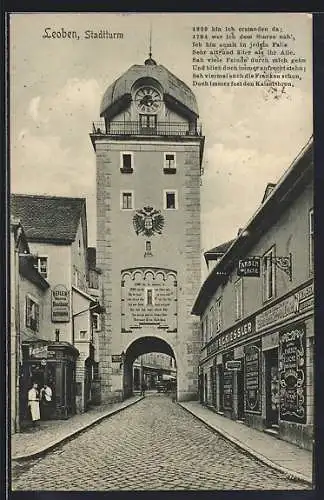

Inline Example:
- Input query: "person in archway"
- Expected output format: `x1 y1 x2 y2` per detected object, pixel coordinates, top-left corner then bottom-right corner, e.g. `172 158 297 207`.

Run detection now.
141 380 147 397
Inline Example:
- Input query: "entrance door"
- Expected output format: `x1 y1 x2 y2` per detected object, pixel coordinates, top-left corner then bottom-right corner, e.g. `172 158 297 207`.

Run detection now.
265 349 279 427
218 364 224 411
204 373 208 403
237 360 244 420
139 114 157 134
211 366 217 407
199 373 204 403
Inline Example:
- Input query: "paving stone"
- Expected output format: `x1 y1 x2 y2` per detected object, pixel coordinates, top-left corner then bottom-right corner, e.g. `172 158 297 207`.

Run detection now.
11 394 310 491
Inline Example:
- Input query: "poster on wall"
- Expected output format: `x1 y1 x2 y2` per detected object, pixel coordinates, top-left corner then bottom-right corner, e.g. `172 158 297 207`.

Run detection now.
244 341 262 414
223 351 234 410
279 322 307 424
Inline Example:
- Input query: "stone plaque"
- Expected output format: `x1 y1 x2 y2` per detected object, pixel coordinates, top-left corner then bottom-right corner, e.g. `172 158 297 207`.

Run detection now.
121 268 177 333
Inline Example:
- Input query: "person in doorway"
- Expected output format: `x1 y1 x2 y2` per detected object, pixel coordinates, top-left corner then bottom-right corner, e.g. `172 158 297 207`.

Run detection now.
40 383 53 420
28 382 40 429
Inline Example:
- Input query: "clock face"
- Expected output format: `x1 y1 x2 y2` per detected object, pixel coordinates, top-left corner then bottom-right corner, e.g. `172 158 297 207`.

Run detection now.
134 87 162 113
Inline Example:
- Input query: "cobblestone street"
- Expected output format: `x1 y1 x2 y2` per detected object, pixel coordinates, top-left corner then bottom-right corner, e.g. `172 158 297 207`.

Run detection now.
12 394 310 491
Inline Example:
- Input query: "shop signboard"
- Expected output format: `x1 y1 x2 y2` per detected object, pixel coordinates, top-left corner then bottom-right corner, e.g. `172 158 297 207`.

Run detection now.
112 355 122 363
225 360 241 370
223 352 234 410
52 285 70 322
256 282 313 333
30 344 48 359
237 257 260 277
244 341 262 414
206 317 255 356
279 322 306 424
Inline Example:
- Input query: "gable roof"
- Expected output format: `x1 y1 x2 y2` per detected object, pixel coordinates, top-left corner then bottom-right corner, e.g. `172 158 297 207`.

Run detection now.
11 194 87 244
204 239 235 262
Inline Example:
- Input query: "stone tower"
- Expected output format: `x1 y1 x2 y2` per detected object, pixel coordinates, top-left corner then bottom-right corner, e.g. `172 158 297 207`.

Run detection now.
90 55 205 402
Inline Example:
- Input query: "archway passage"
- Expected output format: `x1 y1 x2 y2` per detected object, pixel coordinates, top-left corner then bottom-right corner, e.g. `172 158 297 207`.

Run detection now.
123 336 176 399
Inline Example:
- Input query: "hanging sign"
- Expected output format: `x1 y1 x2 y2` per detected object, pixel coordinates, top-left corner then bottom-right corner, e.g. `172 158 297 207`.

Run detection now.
237 257 261 277
52 285 70 322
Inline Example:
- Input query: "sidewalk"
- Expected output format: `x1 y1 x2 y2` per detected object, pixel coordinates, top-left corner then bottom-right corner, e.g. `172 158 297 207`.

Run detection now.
178 401 313 487
11 395 143 461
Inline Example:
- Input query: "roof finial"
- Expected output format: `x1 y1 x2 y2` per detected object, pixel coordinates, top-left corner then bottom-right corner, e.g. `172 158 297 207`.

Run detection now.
149 23 152 59
144 21 157 65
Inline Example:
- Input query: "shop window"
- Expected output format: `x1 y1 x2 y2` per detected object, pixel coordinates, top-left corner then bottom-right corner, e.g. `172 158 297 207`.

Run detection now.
234 278 243 320
262 246 276 302
215 297 222 332
35 256 48 279
25 296 40 332
164 190 178 210
120 191 134 210
145 287 154 306
164 153 176 173
309 208 314 274
120 152 134 173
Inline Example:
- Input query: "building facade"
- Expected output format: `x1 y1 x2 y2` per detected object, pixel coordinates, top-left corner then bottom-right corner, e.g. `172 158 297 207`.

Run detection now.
91 55 205 402
192 139 314 450
11 195 102 427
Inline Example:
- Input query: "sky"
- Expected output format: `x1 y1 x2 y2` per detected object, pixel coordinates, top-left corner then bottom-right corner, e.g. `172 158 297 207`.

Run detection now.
10 12 313 263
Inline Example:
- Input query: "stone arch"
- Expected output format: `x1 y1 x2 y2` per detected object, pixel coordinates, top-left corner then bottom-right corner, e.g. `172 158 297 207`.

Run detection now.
122 336 176 398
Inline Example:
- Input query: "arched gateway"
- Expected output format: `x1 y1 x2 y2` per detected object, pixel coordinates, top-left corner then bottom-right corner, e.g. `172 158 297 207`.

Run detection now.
122 336 175 398
90 54 205 402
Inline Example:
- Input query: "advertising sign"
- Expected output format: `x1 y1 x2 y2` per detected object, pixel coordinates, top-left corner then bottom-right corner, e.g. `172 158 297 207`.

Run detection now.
237 257 261 277
223 352 234 410
52 285 70 322
244 342 262 414
279 322 306 423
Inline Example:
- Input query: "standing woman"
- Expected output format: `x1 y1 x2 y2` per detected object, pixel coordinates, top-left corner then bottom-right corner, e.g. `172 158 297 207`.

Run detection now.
28 382 40 429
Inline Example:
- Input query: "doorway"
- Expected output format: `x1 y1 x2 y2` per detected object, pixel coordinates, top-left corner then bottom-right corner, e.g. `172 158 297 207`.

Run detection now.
204 373 208 403
265 348 279 428
237 359 244 420
218 364 224 411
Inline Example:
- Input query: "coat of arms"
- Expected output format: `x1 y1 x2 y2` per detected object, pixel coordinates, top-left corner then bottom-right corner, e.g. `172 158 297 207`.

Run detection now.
133 206 165 237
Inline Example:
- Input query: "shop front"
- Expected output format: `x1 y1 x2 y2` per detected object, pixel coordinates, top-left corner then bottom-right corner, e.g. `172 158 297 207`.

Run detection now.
199 280 314 449
20 340 79 422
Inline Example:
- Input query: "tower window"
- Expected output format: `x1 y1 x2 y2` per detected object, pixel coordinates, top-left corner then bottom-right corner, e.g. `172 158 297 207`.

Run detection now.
145 287 154 306
164 153 176 173
120 191 134 210
164 190 178 210
120 152 134 173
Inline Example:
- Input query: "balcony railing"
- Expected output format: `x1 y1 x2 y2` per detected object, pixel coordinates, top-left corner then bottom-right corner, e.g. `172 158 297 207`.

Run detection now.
91 121 203 137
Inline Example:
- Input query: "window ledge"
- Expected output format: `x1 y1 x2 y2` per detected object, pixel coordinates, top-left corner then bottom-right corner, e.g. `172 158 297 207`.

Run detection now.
120 168 133 174
163 167 176 174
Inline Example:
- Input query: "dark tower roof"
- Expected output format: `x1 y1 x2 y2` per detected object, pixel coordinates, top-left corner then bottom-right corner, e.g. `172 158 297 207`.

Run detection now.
100 60 199 119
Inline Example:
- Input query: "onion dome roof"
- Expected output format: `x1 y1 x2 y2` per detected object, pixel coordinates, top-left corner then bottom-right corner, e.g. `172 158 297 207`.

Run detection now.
100 60 199 118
